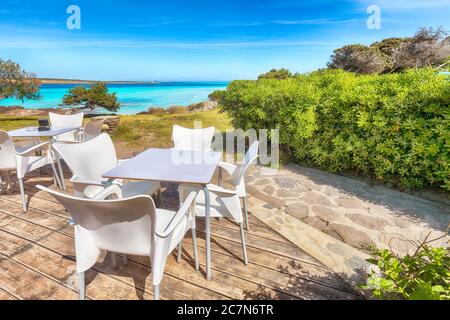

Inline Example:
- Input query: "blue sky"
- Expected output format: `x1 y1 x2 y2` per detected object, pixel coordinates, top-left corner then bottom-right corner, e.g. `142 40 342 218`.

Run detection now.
0 0 449 81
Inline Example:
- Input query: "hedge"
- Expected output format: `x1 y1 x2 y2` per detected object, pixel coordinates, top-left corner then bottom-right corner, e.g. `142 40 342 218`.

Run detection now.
217 68 450 191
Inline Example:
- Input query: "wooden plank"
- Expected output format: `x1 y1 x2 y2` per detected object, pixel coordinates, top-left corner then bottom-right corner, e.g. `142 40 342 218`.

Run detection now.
180 236 358 299
0 208 243 300
0 229 151 300
0 253 78 300
0 175 357 300
9 184 322 266
183 231 357 295
0 196 297 300
0 287 18 300
195 219 321 265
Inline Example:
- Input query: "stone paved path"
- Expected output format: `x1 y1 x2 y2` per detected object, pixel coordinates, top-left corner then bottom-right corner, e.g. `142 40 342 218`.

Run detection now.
245 164 449 258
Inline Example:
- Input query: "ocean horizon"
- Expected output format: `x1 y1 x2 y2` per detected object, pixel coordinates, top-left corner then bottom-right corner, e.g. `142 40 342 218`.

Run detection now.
0 82 229 115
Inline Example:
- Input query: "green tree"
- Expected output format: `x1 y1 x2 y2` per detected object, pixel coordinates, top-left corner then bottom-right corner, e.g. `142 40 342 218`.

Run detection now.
62 82 120 112
208 89 225 102
328 44 387 74
392 27 450 71
0 59 41 101
328 27 450 74
370 37 410 72
258 68 294 80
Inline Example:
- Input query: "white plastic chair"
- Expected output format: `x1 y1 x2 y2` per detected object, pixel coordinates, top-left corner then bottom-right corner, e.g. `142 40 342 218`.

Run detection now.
52 133 161 201
0 131 60 212
36 184 200 300
49 112 84 142
180 141 259 265
172 125 215 151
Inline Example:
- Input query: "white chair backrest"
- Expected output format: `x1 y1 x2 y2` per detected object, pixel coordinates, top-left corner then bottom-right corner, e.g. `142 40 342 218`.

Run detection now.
49 112 84 141
0 131 17 170
172 125 215 151
37 185 156 256
49 112 84 128
83 120 103 141
53 133 117 181
232 141 259 186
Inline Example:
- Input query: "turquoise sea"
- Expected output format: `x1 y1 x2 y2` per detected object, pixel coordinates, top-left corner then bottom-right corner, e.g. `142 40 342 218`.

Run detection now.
0 82 228 115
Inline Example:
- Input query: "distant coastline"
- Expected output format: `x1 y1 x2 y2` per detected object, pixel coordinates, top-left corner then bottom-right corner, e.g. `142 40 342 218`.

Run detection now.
0 81 228 115
39 78 160 85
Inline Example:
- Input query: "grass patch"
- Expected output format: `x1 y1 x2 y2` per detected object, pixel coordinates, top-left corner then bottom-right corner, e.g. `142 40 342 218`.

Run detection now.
0 116 41 131
0 110 232 152
114 109 231 149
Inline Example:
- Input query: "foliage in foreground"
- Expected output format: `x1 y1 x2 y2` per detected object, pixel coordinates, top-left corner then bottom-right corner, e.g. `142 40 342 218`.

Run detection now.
217 68 450 191
62 82 120 112
363 231 449 300
0 58 41 101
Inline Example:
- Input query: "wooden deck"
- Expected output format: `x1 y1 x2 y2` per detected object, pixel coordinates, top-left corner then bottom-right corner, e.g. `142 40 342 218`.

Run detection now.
0 169 361 300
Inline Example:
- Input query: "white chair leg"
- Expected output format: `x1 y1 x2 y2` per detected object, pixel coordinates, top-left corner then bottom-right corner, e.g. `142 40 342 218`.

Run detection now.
6 172 13 192
18 178 27 213
78 272 86 300
123 254 128 265
239 223 249 265
191 229 200 271
111 253 118 268
243 197 250 231
50 162 61 189
177 242 183 263
153 285 160 300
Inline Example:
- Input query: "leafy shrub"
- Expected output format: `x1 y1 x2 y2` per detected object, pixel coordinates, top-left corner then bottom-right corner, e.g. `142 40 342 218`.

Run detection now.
258 68 295 79
187 102 205 112
363 231 449 300
218 68 450 191
167 105 188 114
142 106 188 115
144 107 167 115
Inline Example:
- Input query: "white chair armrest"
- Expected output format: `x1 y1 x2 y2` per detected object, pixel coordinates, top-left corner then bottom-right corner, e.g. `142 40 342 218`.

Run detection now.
156 190 198 238
91 184 123 200
70 177 113 187
15 142 49 156
218 161 237 176
207 183 238 196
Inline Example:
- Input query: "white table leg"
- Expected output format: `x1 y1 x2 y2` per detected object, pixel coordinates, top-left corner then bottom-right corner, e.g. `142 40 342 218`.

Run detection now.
203 185 212 280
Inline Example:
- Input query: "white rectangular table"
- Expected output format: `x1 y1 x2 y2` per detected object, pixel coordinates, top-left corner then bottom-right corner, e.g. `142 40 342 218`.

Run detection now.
103 148 222 280
8 126 81 190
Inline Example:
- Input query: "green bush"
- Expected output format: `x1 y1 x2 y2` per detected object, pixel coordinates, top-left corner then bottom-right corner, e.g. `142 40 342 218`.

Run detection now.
218 68 450 191
144 107 167 115
363 233 449 300
167 105 188 114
